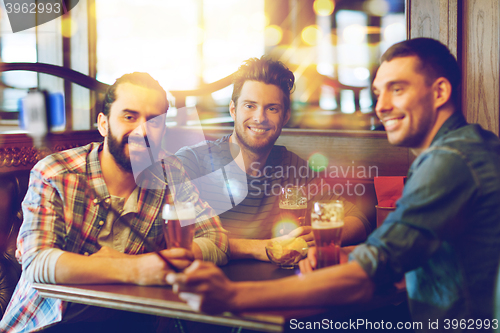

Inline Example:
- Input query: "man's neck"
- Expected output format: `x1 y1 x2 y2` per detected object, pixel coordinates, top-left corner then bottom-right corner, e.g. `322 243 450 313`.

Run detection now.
229 134 273 176
98 148 136 199
410 106 455 156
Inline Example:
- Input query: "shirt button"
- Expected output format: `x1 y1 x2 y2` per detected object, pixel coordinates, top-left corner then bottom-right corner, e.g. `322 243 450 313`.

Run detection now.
84 252 89 256
93 198 98 204
99 220 104 226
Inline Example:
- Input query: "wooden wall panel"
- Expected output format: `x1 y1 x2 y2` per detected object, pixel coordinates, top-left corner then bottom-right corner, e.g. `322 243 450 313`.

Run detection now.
410 0 459 58
462 0 500 135
203 128 411 179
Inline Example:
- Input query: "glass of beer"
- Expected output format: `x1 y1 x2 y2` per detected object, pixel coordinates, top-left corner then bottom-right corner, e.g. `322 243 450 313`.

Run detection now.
279 186 308 226
311 200 344 268
162 202 196 249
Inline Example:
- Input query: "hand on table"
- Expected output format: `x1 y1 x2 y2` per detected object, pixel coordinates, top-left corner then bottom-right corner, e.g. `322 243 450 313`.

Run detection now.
299 246 355 274
299 246 317 273
166 260 236 314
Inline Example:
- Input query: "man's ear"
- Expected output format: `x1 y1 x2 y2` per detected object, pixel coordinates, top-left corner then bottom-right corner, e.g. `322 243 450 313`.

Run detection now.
433 77 452 109
97 113 108 137
229 100 237 121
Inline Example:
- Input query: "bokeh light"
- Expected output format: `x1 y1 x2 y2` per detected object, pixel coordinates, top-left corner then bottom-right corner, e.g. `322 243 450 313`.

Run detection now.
384 22 406 42
353 67 370 81
301 25 321 46
313 0 335 17
61 17 78 38
264 25 283 46
364 0 390 16
308 153 329 172
273 219 300 238
342 24 365 44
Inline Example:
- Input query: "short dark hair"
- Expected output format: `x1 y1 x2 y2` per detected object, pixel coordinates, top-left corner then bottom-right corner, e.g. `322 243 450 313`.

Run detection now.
381 38 461 108
231 56 295 112
101 72 168 117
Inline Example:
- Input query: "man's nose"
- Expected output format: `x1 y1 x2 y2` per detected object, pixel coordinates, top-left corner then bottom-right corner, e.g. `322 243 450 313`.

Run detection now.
253 107 267 123
131 119 148 136
374 92 392 116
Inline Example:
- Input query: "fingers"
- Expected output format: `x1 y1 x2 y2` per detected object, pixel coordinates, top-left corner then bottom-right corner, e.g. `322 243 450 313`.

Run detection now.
299 257 314 273
299 247 317 274
288 226 312 238
160 248 194 261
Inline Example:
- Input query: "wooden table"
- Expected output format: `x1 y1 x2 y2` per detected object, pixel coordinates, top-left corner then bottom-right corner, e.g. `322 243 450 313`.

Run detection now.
33 260 406 333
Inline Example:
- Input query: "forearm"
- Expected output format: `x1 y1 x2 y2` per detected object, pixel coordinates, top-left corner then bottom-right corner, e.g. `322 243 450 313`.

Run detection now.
193 238 228 265
341 216 367 246
228 238 269 261
231 261 374 311
54 252 138 284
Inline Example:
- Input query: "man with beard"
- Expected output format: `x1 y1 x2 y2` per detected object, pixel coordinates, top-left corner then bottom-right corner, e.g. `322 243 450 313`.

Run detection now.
176 57 369 261
0 73 228 333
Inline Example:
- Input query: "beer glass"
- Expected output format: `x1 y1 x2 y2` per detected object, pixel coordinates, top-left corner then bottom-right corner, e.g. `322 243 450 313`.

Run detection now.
279 186 308 226
162 202 196 249
311 200 344 268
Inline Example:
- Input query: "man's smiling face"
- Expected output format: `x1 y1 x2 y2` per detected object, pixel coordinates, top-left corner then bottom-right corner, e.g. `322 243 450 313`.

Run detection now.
230 80 290 154
103 82 167 172
372 56 437 149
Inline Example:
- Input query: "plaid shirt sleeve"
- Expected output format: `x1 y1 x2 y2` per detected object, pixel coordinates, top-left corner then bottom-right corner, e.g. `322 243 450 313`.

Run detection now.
162 156 229 259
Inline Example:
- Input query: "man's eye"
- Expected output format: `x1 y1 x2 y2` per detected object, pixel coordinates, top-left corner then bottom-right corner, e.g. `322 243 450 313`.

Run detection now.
245 104 254 109
148 119 162 128
125 115 135 121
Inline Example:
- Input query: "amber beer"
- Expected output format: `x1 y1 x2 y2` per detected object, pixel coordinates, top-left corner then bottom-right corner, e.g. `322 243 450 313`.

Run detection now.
312 221 344 268
311 200 344 268
279 203 308 226
280 186 308 226
162 203 196 249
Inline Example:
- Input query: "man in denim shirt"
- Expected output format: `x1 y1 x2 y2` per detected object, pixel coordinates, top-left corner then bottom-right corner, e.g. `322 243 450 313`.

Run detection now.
167 38 500 331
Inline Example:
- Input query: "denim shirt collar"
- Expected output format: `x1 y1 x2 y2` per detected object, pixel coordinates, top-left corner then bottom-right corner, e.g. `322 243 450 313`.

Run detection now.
430 112 468 147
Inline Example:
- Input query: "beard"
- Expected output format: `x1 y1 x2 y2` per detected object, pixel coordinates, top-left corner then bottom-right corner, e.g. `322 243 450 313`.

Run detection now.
233 114 282 154
107 126 133 173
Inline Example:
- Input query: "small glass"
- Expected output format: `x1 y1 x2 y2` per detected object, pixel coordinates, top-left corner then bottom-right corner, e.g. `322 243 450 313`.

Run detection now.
162 202 196 249
279 185 308 226
311 200 344 268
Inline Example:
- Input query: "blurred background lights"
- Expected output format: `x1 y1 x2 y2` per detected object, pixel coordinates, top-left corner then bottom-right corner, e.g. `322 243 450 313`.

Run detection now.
301 25 321 46
61 17 78 38
308 153 329 172
313 0 335 17
250 12 269 31
342 24 365 44
384 22 405 42
317 62 334 76
353 67 370 81
273 219 299 238
264 25 283 46
364 0 390 16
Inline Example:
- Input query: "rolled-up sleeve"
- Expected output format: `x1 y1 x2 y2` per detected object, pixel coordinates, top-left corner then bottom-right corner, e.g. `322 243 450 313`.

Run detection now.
349 148 477 285
18 163 67 272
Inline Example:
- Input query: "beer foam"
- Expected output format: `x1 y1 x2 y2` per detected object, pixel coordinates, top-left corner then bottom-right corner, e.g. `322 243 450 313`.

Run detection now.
312 221 344 229
279 203 307 209
163 205 196 220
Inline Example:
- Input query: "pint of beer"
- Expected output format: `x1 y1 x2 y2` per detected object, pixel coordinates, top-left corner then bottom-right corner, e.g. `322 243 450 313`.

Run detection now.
311 201 344 268
162 202 196 249
279 186 308 226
